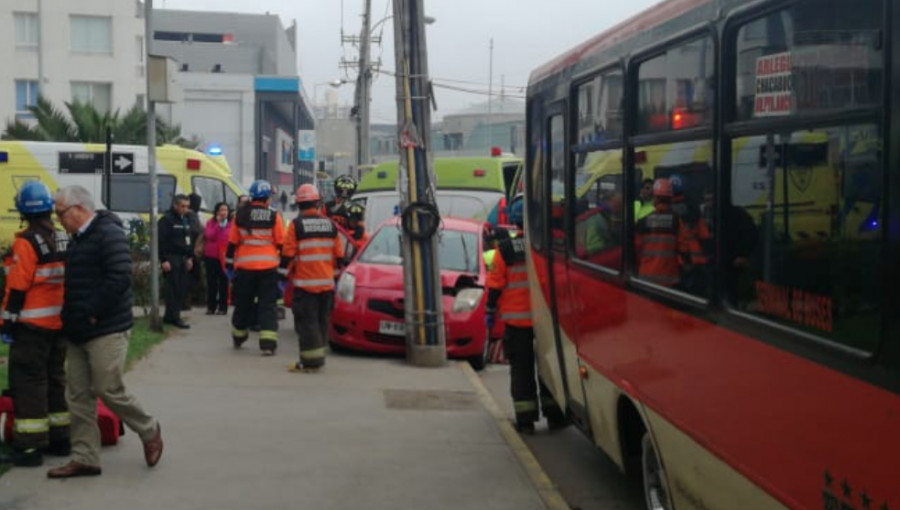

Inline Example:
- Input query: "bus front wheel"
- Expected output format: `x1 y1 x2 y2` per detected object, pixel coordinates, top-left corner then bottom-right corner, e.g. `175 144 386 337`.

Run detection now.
641 431 673 510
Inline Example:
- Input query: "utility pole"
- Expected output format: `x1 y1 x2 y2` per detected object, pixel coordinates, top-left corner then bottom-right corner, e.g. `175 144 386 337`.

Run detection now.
356 0 373 173
36 0 43 97
487 37 494 151
145 0 162 331
393 0 445 367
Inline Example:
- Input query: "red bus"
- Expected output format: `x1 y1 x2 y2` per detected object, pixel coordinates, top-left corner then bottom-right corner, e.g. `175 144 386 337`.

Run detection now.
524 0 898 509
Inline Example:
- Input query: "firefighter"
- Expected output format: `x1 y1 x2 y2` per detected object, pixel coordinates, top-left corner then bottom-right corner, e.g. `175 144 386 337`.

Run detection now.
225 180 285 355
485 195 567 434
345 200 369 255
635 178 702 288
281 184 344 373
669 174 711 293
0 181 70 467
322 175 358 231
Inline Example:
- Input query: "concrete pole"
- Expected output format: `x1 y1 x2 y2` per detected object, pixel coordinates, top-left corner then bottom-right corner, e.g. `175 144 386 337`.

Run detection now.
357 0 373 171
393 0 446 366
145 0 162 331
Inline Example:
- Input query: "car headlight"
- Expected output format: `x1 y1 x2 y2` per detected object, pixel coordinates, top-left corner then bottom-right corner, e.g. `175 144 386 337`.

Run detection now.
452 288 484 313
336 272 356 303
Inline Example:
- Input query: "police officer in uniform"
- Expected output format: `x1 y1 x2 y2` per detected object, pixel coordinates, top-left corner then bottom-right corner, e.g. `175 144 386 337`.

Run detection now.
0 181 70 467
225 180 285 355
282 184 344 372
485 196 567 434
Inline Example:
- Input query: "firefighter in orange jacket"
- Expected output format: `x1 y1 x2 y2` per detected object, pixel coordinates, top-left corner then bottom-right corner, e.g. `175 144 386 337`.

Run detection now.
0 181 70 467
281 184 344 372
669 174 711 293
225 180 285 355
321 175 358 231
485 195 567 434
635 178 704 288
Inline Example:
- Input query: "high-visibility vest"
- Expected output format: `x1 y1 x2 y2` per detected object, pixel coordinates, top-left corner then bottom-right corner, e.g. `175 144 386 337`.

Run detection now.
324 200 351 231
634 200 655 222
283 211 344 293
226 203 284 271
635 208 682 287
487 233 532 327
672 198 710 265
1 230 68 331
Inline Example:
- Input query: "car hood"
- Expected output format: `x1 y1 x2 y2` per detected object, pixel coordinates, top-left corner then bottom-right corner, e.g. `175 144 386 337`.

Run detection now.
350 262 483 289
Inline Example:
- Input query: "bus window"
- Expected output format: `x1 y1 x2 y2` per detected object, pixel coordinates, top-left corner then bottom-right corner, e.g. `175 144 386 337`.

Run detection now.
728 124 882 352
734 0 883 121
573 149 623 271
637 37 714 134
548 115 566 252
632 140 713 296
526 102 545 250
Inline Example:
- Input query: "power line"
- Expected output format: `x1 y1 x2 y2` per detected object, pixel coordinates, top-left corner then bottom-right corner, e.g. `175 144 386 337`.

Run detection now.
374 68 525 98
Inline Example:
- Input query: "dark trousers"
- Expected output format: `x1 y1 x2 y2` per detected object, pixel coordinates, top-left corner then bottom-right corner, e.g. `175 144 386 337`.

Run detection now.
232 268 279 351
292 289 333 368
8 325 69 449
163 258 188 322
503 324 564 425
205 257 228 312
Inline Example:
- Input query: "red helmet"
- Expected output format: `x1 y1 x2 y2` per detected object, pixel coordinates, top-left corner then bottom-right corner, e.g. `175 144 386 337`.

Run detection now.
652 178 673 198
295 184 320 202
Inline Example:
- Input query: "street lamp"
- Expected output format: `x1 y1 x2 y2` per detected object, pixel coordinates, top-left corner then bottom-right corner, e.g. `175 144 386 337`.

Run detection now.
313 79 350 120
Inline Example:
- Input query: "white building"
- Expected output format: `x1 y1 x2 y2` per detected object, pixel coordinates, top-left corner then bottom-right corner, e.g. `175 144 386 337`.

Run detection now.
0 0 146 125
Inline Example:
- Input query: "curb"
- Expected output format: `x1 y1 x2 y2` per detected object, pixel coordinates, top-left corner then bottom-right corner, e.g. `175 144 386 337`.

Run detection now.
458 362 571 510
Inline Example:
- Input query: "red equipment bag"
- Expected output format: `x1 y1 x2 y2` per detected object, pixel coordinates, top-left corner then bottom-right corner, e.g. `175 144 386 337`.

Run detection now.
0 395 124 446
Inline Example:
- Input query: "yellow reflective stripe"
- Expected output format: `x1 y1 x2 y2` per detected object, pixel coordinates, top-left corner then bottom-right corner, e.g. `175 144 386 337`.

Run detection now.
500 311 532 320
35 266 65 277
49 412 71 427
15 418 50 433
514 400 538 412
235 255 280 263
300 347 326 360
299 254 332 262
232 328 249 338
292 278 334 287
259 330 279 341
19 306 63 319
299 240 334 249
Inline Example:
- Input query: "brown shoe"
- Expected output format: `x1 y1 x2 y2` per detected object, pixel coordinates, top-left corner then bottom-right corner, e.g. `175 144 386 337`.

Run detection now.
47 461 102 478
143 423 163 467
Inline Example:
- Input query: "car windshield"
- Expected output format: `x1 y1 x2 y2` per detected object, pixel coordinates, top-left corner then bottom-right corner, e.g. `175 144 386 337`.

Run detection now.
359 191 502 231
359 225 480 273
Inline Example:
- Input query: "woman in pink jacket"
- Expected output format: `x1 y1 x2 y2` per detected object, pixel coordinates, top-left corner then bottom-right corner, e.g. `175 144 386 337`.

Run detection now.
204 202 231 314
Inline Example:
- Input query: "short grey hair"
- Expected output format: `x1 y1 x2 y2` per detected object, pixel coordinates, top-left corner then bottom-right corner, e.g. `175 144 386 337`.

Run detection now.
55 185 96 212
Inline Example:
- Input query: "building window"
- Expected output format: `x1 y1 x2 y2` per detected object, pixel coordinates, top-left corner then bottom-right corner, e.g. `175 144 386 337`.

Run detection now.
14 12 39 47
71 82 112 113
70 16 112 54
15 80 39 119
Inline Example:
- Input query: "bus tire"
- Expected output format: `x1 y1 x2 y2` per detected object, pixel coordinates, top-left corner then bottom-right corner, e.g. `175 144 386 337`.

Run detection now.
641 431 673 510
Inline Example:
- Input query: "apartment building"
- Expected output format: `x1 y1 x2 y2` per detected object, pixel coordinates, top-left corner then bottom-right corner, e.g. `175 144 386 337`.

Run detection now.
0 0 145 125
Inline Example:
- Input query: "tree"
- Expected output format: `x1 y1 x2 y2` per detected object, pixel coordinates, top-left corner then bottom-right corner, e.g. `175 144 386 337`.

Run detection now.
2 96 198 148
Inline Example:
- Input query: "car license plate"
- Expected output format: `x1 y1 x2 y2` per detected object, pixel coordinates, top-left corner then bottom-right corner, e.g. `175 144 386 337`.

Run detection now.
379 320 405 336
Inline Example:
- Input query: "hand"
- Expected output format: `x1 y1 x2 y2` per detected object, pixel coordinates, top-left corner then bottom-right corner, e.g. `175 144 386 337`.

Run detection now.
277 280 286 294
1 333 13 345
186 258 194 272
225 268 235 281
161 261 171 273
484 312 496 330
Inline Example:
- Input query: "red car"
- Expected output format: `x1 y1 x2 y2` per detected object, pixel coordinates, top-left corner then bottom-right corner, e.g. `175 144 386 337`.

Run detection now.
330 216 494 370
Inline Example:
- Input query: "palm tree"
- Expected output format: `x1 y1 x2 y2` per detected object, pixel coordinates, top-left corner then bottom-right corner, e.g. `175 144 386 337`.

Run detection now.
2 96 197 148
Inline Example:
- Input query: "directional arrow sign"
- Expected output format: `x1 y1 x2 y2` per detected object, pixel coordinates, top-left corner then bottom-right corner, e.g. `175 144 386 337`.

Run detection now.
111 153 135 174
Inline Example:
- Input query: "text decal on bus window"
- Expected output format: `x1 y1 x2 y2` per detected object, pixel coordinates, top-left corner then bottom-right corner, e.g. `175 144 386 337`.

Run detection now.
754 52 793 118
754 281 833 333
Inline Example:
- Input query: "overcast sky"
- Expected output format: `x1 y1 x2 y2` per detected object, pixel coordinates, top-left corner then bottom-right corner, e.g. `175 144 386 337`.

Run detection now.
159 0 662 122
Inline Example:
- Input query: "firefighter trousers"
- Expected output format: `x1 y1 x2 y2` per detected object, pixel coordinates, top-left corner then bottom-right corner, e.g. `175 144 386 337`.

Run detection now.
503 325 565 426
7 325 69 449
292 289 333 369
232 268 280 352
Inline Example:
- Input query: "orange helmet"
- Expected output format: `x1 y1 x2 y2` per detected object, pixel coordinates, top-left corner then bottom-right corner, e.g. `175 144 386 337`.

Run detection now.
652 178 673 198
295 184 320 202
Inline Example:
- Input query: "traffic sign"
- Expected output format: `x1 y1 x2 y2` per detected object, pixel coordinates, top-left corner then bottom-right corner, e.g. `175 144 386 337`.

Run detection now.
111 153 135 174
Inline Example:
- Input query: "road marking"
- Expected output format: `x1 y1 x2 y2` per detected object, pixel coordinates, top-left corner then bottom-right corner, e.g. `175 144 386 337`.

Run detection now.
459 361 571 510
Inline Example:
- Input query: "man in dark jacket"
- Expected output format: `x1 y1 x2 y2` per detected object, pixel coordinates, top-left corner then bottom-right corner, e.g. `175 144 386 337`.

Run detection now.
46 185 163 478
158 194 194 329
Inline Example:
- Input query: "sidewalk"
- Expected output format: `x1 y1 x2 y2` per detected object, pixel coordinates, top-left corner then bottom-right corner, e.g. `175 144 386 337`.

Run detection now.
0 310 551 510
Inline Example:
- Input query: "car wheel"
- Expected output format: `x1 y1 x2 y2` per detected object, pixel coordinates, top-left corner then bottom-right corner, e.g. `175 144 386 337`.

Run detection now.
641 431 672 510
467 333 490 372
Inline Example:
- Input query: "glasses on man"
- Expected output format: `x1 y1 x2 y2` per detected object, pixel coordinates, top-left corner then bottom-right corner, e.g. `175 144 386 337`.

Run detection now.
56 206 73 218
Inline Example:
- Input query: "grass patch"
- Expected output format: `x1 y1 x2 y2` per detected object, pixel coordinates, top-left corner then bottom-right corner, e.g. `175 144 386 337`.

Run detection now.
0 317 167 475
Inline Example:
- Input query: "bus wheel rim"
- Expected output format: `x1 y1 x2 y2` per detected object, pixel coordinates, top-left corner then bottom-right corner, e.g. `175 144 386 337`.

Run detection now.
642 433 671 510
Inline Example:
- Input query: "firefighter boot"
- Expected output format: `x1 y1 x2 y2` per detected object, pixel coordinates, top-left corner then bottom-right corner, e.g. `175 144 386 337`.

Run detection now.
232 330 249 349
0 447 44 467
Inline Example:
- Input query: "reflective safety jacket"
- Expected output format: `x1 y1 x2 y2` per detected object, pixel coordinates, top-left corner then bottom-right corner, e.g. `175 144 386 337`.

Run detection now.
486 231 532 328
225 202 285 271
1 230 68 331
323 200 351 231
281 210 345 293
672 198 710 265
635 204 696 287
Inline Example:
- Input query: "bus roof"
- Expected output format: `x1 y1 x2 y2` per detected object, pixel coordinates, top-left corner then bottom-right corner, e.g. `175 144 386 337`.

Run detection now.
358 156 522 193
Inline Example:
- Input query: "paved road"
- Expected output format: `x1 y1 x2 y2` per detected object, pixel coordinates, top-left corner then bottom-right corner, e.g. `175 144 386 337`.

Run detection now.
479 364 645 510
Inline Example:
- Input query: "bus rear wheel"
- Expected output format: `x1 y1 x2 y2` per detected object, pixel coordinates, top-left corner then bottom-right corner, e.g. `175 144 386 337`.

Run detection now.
641 431 672 510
